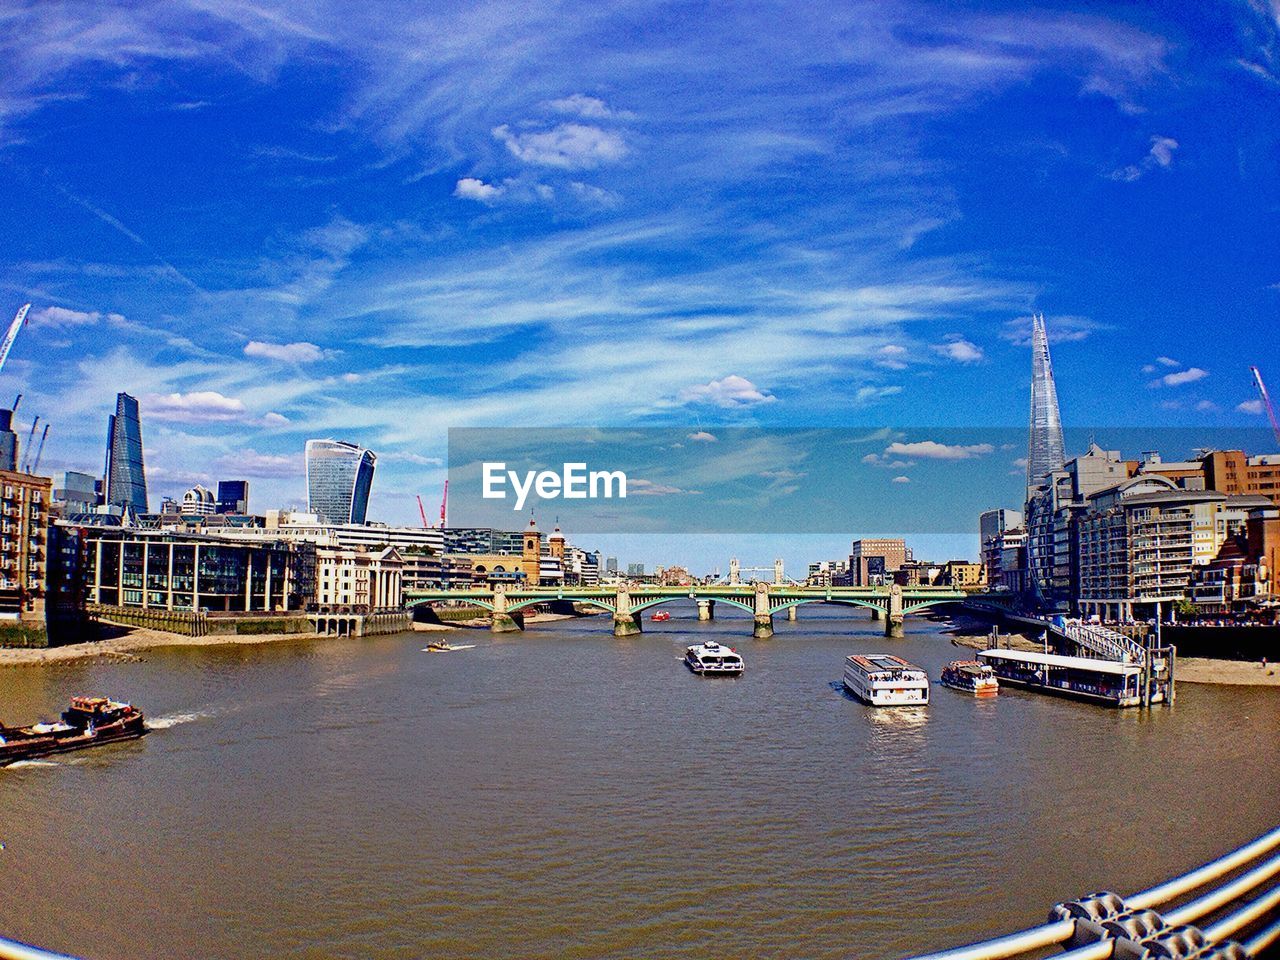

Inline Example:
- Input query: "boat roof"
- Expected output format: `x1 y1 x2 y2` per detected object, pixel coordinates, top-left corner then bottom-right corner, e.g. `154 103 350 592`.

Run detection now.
946 660 991 670
689 641 740 656
846 654 924 673
977 648 1140 676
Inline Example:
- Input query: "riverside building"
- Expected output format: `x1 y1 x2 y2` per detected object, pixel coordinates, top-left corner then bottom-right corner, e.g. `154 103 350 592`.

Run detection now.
0 469 51 622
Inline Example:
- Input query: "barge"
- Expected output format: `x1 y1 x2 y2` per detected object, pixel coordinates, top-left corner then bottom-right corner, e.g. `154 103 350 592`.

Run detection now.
842 654 929 706
0 697 146 765
940 660 999 697
976 649 1155 707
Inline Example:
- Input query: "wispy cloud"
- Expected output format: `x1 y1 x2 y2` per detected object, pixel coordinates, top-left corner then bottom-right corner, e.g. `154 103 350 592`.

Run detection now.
1110 135 1179 181
679 375 777 408
244 341 326 363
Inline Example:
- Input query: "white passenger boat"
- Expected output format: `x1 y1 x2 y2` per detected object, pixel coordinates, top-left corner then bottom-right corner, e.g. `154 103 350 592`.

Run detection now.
842 654 930 706
976 649 1151 707
684 640 744 676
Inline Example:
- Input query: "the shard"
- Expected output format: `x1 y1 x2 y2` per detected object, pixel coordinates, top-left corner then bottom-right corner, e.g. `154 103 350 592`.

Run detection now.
1027 313 1065 488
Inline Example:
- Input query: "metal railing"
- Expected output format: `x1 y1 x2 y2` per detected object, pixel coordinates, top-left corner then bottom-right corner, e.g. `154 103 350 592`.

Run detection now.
1061 621 1147 663
907 825 1280 960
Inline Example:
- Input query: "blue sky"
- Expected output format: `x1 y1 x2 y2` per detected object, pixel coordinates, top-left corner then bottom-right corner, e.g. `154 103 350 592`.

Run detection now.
1 1 1278 569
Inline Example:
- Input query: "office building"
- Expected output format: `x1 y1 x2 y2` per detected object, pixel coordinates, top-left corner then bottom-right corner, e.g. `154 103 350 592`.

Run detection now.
315 546 404 611
626 562 645 577
848 539 909 586
217 480 249 515
182 485 217 516
1027 313 1066 489
53 470 102 516
104 392 149 514
305 439 376 525
0 409 17 472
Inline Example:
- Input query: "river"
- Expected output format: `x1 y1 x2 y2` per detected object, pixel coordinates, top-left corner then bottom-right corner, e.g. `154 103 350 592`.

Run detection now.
2 604 1277 960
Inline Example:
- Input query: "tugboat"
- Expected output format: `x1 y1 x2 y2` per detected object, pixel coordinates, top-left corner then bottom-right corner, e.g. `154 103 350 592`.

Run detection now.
684 640 744 676
650 610 672 622
0 697 146 766
940 660 1000 697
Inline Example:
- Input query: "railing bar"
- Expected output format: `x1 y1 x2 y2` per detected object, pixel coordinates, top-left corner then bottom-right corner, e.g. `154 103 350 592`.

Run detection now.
1129 825 1280 909
899 920 1074 960
1242 915 1280 956
1164 850 1280 927
1202 881 1280 942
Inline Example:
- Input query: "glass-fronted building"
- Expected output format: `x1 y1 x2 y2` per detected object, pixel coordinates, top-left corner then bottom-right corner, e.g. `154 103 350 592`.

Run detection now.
305 439 376 525
216 480 249 514
104 392 149 514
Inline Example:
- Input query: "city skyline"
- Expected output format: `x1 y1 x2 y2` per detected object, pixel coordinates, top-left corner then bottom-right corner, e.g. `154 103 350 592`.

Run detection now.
0 2 1277 529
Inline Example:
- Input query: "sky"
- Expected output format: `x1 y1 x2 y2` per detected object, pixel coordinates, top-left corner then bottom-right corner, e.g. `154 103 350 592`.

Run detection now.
1 0 1278 572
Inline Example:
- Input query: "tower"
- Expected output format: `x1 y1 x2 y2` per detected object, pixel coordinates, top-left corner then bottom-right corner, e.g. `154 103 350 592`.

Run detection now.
549 523 566 561
1027 313 1066 489
305 439 376 524
104 392 149 514
521 517 543 585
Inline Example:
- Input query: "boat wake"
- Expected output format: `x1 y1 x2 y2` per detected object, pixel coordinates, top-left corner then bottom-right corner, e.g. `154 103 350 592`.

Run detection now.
4 759 58 769
146 711 208 730
423 644 477 652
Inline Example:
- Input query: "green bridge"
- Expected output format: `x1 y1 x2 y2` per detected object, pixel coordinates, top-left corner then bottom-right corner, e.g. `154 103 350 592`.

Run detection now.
403 583 968 638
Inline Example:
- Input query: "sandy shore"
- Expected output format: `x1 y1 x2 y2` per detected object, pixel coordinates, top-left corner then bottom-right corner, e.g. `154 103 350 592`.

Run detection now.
0 625 318 668
1176 657 1280 686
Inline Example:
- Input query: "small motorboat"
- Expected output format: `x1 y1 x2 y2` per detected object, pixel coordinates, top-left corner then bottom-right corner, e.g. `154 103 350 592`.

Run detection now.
426 641 457 652
941 660 999 697
650 610 671 622
0 697 146 766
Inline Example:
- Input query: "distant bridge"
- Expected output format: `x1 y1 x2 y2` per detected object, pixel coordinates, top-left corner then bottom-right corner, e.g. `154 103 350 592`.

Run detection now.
403 583 968 637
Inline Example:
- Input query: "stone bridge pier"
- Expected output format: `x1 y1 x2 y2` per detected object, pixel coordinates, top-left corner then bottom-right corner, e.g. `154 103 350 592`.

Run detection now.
753 582 774 639
613 588 642 637
885 584 904 638
697 599 715 621
490 587 524 633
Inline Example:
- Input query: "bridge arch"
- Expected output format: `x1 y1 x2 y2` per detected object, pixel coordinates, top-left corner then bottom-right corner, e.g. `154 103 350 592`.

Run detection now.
767 597 887 614
902 598 966 615
405 596 496 612
506 596 616 615
630 596 756 615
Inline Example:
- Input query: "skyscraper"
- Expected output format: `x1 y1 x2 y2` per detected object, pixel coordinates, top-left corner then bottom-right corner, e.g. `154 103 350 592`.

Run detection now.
0 408 17 472
104 392 149 514
216 479 249 514
305 439 376 524
1027 313 1066 489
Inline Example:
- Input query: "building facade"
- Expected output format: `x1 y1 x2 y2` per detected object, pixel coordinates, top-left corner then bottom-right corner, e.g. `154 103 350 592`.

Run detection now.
53 470 102 516
104 392 149 514
0 469 51 621
305 439 376 524
216 480 249 515
315 546 403 611
182 485 217 515
848 538 909 586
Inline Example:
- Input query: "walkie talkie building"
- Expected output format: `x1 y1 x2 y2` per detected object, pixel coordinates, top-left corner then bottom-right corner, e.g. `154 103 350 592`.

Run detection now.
305 439 376 525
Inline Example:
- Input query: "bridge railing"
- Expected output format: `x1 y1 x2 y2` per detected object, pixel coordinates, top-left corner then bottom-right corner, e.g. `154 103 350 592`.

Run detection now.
0 936 78 960
906 824 1280 960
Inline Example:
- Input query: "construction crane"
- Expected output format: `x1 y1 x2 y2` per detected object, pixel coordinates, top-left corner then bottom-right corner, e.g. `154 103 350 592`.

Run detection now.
19 416 38 472
0 304 31 378
1250 366 1280 448
439 480 448 529
416 495 429 529
31 424 49 474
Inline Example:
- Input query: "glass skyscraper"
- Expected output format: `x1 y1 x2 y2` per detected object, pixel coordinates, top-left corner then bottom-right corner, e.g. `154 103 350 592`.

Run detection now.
104 392 149 513
305 439 376 524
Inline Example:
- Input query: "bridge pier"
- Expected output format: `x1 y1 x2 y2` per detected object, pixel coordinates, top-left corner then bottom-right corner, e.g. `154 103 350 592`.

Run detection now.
786 605 797 622
869 606 883 621
885 585 904 638
490 588 524 632
697 599 715 621
613 588 642 637
753 583 774 639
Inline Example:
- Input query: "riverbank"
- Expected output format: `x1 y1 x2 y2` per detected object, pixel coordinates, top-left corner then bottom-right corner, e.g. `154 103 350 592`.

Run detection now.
0 611 594 667
1177 657 1280 686
0 625 316 667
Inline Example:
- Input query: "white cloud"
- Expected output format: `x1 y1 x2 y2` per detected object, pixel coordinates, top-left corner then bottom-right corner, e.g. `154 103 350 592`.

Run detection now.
215 450 301 478
687 431 718 442
260 412 291 426
854 384 903 404
1195 400 1219 412
380 451 445 466
629 478 696 496
145 391 248 422
885 440 994 460
244 340 325 363
1111 135 1179 181
892 475 912 484
569 181 621 207
493 123 627 169
454 177 504 202
1002 315 1104 345
544 94 629 119
1238 399 1266 414
1154 367 1209 387
934 335 984 363
1156 356 1180 367
27 305 117 327
679 375 776 407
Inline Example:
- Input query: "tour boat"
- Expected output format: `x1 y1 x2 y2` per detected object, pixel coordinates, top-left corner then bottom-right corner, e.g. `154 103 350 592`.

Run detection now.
0 697 146 766
940 660 1000 697
842 655 930 706
651 610 672 622
684 640 744 676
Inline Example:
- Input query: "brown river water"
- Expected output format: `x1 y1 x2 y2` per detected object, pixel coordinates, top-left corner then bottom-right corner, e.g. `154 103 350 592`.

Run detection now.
1 604 1278 960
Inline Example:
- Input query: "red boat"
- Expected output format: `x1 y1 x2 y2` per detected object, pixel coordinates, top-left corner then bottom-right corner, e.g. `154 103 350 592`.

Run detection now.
650 610 672 621
0 697 146 766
